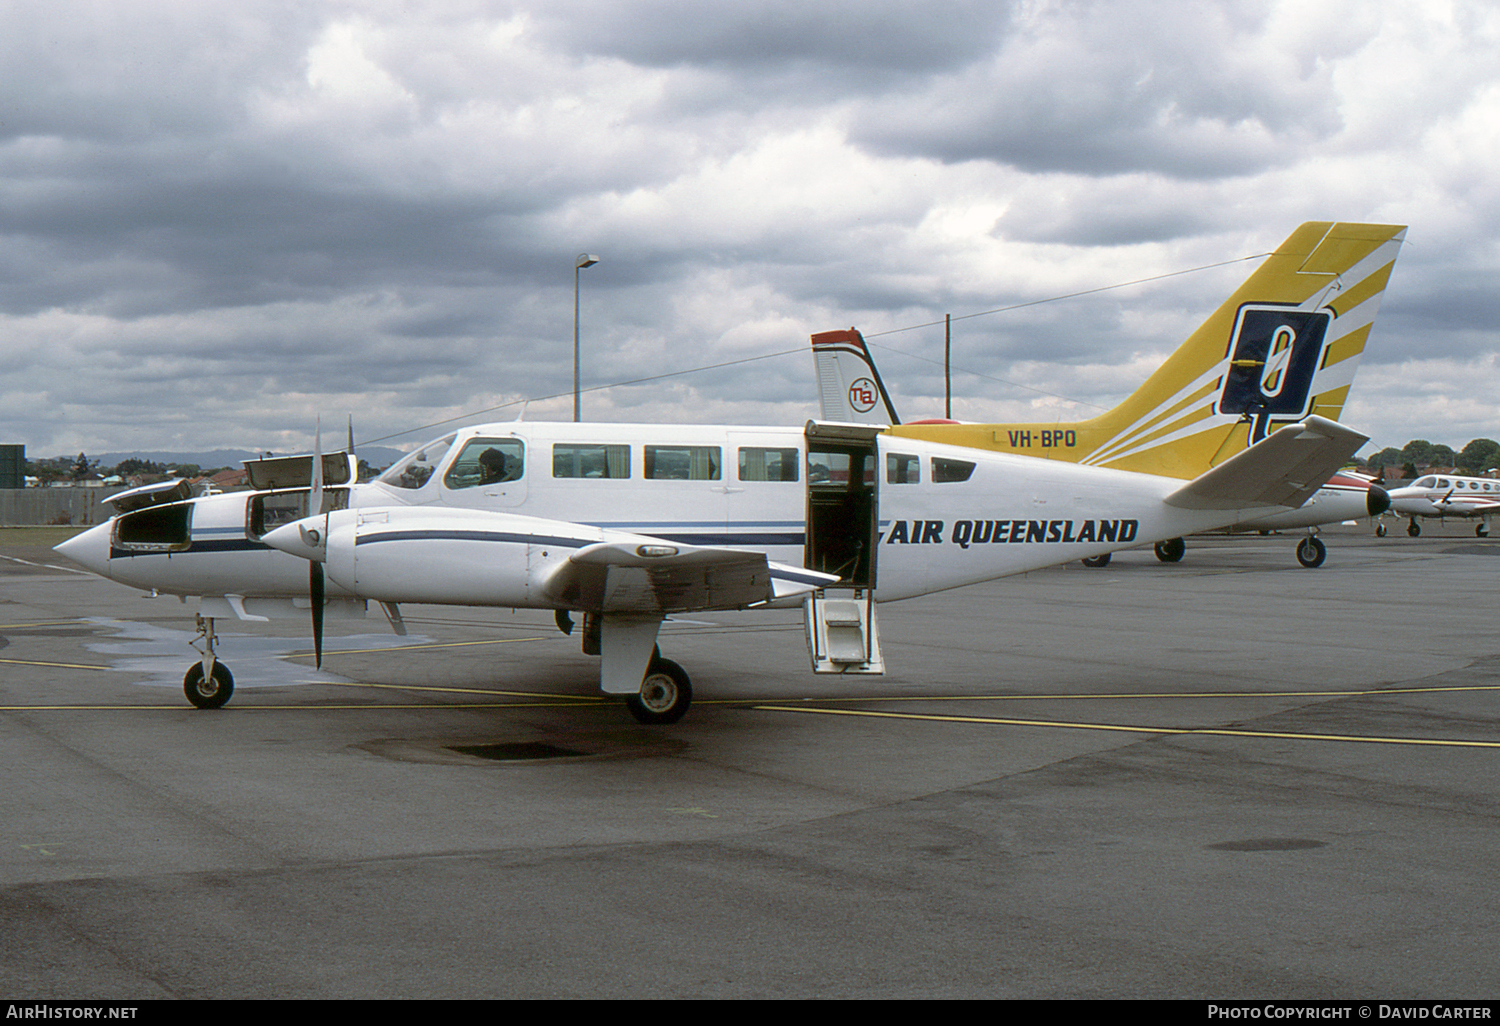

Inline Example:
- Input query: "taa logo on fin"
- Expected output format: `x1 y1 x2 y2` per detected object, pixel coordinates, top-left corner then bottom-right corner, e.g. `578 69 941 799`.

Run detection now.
1218 304 1332 441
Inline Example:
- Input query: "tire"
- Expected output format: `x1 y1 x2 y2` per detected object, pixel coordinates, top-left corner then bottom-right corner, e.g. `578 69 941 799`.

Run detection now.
1408 520 1421 537
1376 523 1387 538
1154 537 1186 563
626 657 692 725
183 661 234 709
1478 524 1489 538
1080 554 1111 568
1295 536 1326 568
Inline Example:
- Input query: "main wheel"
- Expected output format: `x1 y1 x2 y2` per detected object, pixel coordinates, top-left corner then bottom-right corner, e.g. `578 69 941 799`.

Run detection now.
626 657 692 725
183 661 234 709
1376 523 1387 538
1477 524 1489 538
1154 537 1186 563
1080 554 1111 568
1407 520 1421 537
1295 536 1327 568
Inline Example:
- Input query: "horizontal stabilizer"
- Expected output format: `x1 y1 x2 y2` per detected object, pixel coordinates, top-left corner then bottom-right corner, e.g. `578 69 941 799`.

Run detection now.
1166 415 1367 511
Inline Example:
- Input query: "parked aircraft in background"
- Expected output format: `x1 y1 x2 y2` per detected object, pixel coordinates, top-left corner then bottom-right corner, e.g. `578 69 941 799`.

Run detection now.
811 221 1404 566
1387 474 1500 537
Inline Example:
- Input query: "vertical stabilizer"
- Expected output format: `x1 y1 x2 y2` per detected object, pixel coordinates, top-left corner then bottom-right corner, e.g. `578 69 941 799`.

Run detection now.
810 328 901 425
877 222 1406 479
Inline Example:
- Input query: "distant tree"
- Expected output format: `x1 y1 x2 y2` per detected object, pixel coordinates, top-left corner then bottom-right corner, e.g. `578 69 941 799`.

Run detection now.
113 458 164 477
1429 444 1457 468
70 452 95 480
1401 440 1434 467
1457 438 1500 475
1368 447 1405 469
1402 461 1418 480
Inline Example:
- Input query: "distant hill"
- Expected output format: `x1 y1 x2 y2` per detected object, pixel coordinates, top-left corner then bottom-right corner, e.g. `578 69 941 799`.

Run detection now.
83 447 409 472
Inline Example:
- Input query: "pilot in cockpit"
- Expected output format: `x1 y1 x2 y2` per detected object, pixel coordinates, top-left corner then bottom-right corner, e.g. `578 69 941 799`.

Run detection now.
479 447 516 484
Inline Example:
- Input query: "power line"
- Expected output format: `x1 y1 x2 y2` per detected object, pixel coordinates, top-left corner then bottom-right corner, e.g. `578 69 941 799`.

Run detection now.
359 251 1270 447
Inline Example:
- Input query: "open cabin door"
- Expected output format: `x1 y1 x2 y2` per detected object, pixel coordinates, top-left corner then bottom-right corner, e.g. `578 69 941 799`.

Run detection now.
802 421 884 674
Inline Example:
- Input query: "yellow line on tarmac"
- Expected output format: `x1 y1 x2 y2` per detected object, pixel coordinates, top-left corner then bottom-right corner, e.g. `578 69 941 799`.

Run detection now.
0 698 607 711
0 620 94 629
751 704 1500 749
0 657 107 671
754 684 1500 704
297 680 603 701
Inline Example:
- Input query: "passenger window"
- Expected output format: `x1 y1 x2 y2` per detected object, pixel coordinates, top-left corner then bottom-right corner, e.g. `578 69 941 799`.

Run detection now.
932 457 976 483
887 453 920 484
553 444 630 479
444 438 524 489
645 445 720 480
738 447 799 482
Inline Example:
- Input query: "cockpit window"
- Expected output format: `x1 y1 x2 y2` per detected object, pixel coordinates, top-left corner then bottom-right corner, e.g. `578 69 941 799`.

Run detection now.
1414 477 1435 488
444 438 525 489
377 434 457 490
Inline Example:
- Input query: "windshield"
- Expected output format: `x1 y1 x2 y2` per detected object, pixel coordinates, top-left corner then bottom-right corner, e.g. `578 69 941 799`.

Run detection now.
376 434 457 490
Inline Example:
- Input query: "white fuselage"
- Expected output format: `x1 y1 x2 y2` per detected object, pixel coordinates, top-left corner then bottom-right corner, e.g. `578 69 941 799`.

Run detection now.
60 420 1304 610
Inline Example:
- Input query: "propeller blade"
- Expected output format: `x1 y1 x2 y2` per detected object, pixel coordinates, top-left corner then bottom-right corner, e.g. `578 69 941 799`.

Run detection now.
310 560 325 670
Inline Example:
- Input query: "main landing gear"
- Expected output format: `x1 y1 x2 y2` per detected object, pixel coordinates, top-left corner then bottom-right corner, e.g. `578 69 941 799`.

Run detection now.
626 654 693 725
1408 519 1421 537
1154 537 1186 563
184 615 234 709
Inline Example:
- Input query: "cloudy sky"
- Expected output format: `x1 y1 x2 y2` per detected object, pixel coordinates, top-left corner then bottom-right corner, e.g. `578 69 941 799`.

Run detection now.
4 0 1499 461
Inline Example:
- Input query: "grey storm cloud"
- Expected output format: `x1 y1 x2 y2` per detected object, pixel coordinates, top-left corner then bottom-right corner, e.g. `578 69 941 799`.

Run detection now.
2 0 1499 457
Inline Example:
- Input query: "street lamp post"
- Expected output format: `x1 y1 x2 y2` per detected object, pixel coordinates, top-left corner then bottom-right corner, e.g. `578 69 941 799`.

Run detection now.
573 253 599 422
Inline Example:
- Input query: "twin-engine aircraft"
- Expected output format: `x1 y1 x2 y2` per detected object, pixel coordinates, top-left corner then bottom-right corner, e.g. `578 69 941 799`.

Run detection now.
53 221 1392 723
58 415 1365 722
812 221 1406 566
1387 474 1500 537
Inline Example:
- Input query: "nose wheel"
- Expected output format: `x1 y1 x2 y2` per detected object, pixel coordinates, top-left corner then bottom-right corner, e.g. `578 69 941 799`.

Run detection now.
183 661 234 709
185 614 235 709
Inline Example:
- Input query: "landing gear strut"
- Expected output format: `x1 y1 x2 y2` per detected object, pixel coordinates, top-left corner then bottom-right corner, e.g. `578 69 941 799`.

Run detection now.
626 655 692 725
1408 519 1421 537
184 615 234 709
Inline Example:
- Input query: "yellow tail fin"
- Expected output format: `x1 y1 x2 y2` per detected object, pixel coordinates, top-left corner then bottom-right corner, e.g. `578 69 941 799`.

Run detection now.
883 222 1406 478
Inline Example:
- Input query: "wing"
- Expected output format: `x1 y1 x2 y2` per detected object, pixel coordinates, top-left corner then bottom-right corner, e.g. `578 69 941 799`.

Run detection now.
547 541 836 613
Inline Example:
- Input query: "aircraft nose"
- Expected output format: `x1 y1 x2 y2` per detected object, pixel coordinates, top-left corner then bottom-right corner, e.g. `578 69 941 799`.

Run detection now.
53 522 112 575
1367 484 1391 517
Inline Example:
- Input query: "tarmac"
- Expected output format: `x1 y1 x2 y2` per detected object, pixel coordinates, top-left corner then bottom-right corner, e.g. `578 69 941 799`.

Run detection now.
3 519 1499 999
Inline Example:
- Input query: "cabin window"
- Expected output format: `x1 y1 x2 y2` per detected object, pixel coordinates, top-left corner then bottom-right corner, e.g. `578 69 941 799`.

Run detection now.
553 444 630 479
444 438 525 489
932 457 976 483
887 453 920 484
645 445 720 481
378 434 456 490
738 447 799 482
